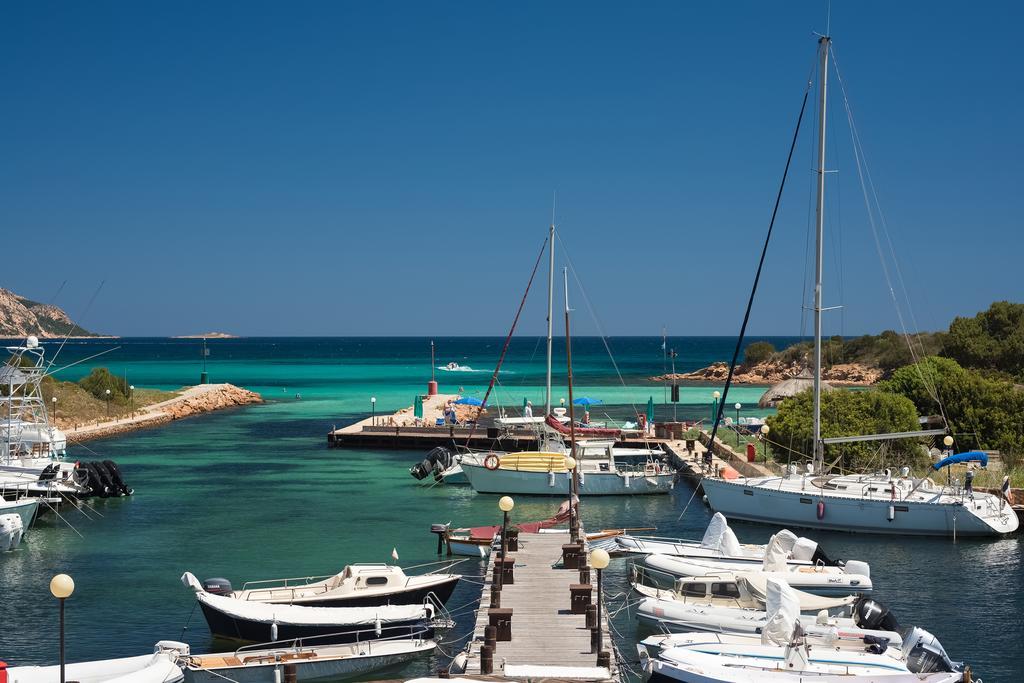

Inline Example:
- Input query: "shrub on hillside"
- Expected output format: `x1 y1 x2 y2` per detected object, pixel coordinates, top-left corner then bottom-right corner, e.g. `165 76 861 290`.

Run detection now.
78 368 129 404
743 341 776 367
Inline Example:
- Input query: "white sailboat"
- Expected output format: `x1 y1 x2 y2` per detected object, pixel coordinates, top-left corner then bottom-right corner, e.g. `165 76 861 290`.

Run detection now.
699 37 1017 538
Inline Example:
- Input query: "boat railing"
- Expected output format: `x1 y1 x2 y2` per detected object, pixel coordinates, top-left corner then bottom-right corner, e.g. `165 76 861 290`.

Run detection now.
240 574 335 592
231 623 434 657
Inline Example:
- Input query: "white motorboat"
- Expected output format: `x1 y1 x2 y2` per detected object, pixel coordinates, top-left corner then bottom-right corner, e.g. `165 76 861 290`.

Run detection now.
173 633 436 682
640 579 966 683
182 573 435 643
631 573 854 614
182 563 460 609
0 495 38 533
4 643 184 682
615 512 840 569
699 33 1017 538
636 580 898 645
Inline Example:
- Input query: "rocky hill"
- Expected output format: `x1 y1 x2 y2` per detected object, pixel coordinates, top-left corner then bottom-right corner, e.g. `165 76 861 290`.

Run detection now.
0 287 101 337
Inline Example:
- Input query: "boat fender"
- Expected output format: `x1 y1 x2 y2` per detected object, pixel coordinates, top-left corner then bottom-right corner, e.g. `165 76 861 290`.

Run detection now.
449 651 469 675
816 500 825 520
578 470 585 487
1 660 7 683
270 620 278 641
484 454 500 471
375 616 382 637
888 505 895 522
624 473 630 488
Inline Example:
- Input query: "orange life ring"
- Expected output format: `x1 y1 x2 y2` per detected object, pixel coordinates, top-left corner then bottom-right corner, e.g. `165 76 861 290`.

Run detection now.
484 454 500 471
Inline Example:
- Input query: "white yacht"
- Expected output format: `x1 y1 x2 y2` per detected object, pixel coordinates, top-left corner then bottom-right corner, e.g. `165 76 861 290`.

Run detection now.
700 37 1017 538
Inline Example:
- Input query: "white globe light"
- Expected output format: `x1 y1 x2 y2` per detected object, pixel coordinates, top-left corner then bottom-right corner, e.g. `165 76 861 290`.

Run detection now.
50 573 75 599
105 389 111 395
564 456 577 470
761 424 770 434
712 391 720 399
734 403 742 410
498 496 515 512
590 548 610 570
371 397 376 404
943 435 954 447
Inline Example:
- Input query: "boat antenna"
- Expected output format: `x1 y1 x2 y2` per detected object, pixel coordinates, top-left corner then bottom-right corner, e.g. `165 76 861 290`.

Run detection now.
705 58 815 460
811 35 831 474
563 266 580 543
545 192 556 417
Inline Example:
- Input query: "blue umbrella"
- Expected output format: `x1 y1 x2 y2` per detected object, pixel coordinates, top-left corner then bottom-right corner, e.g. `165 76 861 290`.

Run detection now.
454 396 484 406
573 397 602 406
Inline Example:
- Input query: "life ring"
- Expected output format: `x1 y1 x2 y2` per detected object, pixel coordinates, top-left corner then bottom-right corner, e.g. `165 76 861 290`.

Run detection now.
484 454 500 471
816 500 825 520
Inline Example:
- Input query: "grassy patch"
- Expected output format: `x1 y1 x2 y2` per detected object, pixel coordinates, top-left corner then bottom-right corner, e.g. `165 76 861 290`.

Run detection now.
42 381 181 426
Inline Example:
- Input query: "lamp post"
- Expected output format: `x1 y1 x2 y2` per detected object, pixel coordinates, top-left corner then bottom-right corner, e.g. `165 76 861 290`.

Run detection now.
564 456 577 540
943 435 954 486
104 389 111 417
50 573 75 683
370 397 376 426
129 385 135 417
497 496 514 590
589 548 610 663
712 390 720 424
51 396 57 421
760 424 770 460
734 403 742 445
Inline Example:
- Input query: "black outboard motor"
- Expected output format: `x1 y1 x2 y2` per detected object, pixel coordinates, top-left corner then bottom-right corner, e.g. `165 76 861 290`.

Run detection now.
202 577 233 596
38 464 59 482
810 545 837 566
903 627 963 674
852 596 901 633
102 460 133 495
410 447 454 480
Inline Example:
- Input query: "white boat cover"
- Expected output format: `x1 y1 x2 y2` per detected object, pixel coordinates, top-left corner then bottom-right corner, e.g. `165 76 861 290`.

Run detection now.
761 578 800 646
790 537 818 561
192 585 430 627
733 574 853 612
773 529 798 555
761 533 790 572
504 665 611 679
700 512 729 548
5 652 182 683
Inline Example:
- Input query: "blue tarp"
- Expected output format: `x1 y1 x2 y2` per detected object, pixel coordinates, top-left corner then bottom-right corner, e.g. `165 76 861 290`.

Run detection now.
454 397 483 406
932 451 988 470
573 397 602 406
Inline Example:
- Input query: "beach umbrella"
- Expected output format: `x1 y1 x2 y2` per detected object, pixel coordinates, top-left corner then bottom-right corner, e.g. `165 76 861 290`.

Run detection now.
573 397 602 406
414 395 423 419
646 396 655 423
454 396 484 406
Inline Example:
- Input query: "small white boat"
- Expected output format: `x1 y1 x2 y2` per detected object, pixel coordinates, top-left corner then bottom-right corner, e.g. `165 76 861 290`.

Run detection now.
643 531 872 596
615 513 839 568
175 635 436 682
640 580 966 683
4 643 183 682
632 573 854 614
0 496 38 534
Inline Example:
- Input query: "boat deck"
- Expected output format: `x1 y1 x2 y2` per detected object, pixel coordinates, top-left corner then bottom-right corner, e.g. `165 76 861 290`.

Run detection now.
464 530 618 681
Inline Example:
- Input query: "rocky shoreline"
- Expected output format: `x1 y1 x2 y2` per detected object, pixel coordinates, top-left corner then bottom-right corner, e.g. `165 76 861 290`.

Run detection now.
59 383 263 443
651 360 883 386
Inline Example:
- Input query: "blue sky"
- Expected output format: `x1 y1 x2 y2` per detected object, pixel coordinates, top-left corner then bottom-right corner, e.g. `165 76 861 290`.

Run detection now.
2 2 1020 337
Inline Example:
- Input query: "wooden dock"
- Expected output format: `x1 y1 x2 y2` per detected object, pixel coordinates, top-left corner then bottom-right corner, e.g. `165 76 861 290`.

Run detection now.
462 530 618 681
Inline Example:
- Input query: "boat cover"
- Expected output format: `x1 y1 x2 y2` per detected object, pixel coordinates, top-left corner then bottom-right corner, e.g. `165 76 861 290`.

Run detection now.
774 529 798 555
5 652 183 683
933 451 988 470
761 533 790 572
545 414 621 439
790 537 818 561
734 574 854 612
183 573 430 626
699 512 729 548
761 578 800 646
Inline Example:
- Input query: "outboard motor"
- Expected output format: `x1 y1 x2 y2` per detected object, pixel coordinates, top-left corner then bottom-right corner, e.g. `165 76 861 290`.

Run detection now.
809 545 837 566
902 627 963 674
430 523 449 555
102 460 133 495
202 577 233 596
852 597 901 633
410 447 454 480
38 464 59 482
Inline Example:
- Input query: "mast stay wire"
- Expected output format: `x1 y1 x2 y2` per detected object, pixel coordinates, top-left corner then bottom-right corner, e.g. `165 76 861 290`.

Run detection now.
830 47 949 427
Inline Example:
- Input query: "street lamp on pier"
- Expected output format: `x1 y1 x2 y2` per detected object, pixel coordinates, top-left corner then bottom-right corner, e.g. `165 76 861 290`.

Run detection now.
712 390 720 425
50 573 75 683
104 389 111 417
734 403 742 445
760 424 770 460
497 496 514 590
589 548 610 666
370 397 377 425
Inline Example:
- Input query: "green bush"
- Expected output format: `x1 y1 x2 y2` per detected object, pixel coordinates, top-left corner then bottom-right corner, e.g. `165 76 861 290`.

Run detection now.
743 341 776 366
78 368 129 404
766 387 923 472
943 301 1024 380
880 356 1024 468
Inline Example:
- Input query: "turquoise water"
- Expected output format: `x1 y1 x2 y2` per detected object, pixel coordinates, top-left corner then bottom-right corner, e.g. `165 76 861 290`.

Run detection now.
1 338 1020 681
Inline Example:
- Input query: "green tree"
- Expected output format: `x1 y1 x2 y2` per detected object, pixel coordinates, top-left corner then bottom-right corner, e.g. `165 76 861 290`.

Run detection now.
78 367 129 404
766 388 923 472
880 356 1024 468
944 301 1024 380
743 341 776 366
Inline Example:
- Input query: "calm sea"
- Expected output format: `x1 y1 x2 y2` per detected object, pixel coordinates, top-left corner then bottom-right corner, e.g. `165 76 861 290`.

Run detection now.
1 337 1019 681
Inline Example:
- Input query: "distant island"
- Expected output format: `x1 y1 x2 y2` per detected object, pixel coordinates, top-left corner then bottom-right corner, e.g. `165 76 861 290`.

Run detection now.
172 332 239 339
0 287 106 338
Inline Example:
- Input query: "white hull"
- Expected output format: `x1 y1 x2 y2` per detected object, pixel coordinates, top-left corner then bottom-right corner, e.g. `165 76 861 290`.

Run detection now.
644 555 870 597
701 477 1017 537
461 462 673 496
1 497 39 531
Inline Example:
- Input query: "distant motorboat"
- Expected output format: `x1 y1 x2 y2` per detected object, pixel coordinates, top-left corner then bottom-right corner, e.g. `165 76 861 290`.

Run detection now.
439 362 477 372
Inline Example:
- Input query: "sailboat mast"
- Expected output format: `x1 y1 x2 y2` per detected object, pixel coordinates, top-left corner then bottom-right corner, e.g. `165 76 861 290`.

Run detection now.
812 36 830 471
545 219 555 417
